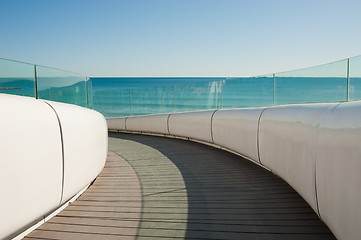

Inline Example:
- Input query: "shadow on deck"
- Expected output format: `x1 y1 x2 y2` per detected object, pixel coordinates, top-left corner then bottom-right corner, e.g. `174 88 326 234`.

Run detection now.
25 132 336 240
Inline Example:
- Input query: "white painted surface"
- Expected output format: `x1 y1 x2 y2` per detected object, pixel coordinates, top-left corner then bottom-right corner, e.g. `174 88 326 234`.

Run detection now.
126 114 170 134
316 101 361 240
46 101 108 204
107 117 127 131
168 110 215 142
258 103 336 213
212 108 265 163
106 101 361 240
13 183 90 240
0 94 108 239
0 95 63 239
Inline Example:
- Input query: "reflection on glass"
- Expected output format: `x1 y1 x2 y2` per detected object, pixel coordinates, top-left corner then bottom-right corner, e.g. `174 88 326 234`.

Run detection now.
92 88 130 117
0 58 35 97
2 56 361 117
131 85 175 115
222 76 273 108
175 81 222 112
349 56 361 100
86 77 93 109
275 60 347 104
36 66 87 107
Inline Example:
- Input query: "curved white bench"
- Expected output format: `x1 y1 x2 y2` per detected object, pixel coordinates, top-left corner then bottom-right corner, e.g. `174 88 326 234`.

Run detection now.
258 103 337 214
213 107 266 163
108 100 361 240
0 94 107 239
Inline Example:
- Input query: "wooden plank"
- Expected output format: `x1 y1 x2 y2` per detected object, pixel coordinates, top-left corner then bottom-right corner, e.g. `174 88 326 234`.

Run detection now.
25 132 336 240
24 151 141 240
107 133 336 240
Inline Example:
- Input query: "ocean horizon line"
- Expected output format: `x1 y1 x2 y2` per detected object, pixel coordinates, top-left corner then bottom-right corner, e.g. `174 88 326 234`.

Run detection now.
89 76 243 78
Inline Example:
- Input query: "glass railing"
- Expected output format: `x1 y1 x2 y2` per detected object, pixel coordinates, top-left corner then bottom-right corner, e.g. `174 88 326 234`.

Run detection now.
2 55 361 117
0 58 36 97
0 58 88 107
36 65 87 107
89 55 361 117
89 79 225 117
222 75 274 108
349 55 361 100
274 59 348 104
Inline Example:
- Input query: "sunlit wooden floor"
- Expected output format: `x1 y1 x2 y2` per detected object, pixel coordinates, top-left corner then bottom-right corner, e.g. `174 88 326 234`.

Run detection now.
25 132 336 240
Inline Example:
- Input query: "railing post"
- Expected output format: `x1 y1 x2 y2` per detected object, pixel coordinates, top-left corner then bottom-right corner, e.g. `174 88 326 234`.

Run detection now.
220 80 224 109
174 85 176 112
347 58 350 101
129 88 132 116
273 73 276 105
34 65 38 99
85 77 89 108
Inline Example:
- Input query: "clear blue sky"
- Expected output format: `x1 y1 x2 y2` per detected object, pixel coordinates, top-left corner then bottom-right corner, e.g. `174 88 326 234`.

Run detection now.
1 0 361 77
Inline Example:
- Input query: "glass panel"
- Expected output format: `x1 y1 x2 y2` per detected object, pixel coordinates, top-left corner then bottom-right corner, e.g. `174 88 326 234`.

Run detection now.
89 77 225 89
0 58 35 97
175 80 221 112
131 85 175 115
91 87 130 117
86 77 93 109
36 66 87 107
222 76 274 108
275 60 348 105
349 56 361 100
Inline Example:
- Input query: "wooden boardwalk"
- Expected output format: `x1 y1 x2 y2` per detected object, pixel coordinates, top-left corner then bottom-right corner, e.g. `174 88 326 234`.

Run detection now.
25 132 336 240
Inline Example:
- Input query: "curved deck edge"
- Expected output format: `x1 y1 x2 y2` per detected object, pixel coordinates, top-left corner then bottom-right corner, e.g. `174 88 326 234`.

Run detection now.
107 100 361 240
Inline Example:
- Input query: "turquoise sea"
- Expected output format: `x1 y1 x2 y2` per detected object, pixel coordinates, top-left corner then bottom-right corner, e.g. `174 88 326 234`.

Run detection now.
2 56 361 117
89 77 361 117
1 76 360 117
0 56 361 117
89 77 229 116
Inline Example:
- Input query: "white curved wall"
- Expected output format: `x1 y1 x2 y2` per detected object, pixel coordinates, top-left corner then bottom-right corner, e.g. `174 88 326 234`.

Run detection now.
107 100 361 240
127 114 170 134
0 94 107 239
212 108 265 163
107 117 126 130
0 95 63 239
46 101 108 204
168 110 216 142
258 103 337 213
316 101 361 240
